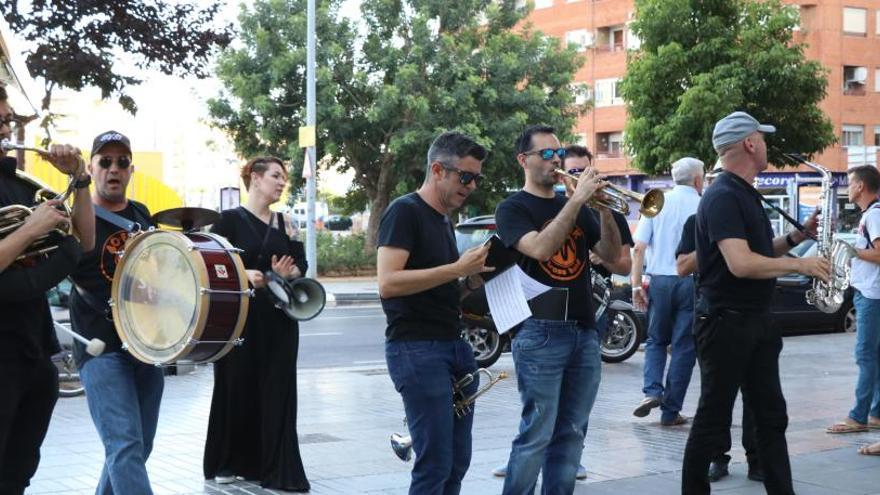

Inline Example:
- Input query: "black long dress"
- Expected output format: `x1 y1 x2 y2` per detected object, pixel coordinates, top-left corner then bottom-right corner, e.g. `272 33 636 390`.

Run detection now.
203 207 310 492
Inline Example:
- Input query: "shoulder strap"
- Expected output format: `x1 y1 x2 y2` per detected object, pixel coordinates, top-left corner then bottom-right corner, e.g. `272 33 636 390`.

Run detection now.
863 202 880 249
94 204 141 232
235 207 275 263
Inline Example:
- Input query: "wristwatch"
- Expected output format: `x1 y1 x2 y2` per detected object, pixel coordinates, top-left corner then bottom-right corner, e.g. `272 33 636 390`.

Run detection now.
73 175 91 189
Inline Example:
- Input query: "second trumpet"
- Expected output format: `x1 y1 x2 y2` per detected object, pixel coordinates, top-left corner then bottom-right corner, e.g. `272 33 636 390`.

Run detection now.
555 168 664 218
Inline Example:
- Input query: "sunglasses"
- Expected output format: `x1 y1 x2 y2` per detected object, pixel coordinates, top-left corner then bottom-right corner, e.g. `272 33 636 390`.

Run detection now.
98 156 132 169
523 147 567 161
442 165 485 186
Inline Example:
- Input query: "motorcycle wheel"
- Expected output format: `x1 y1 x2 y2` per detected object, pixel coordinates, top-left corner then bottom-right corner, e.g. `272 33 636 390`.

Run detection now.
601 309 642 363
462 324 505 368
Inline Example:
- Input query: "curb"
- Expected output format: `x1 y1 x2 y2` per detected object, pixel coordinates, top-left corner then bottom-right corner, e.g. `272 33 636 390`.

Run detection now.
325 292 380 307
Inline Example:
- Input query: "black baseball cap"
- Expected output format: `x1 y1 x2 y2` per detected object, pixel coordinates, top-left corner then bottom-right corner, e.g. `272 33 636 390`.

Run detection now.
91 131 132 155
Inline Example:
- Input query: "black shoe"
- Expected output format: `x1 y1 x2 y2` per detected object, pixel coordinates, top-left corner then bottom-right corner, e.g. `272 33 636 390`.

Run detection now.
747 464 764 482
708 460 729 482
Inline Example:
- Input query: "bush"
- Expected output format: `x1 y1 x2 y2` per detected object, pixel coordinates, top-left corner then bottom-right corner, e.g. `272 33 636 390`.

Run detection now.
313 230 376 276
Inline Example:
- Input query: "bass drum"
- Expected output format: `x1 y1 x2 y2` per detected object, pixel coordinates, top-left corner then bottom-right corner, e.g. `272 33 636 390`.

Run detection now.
110 230 250 365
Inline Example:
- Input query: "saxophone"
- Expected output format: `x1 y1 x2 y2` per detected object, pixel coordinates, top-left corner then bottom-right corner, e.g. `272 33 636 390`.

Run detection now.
801 161 855 313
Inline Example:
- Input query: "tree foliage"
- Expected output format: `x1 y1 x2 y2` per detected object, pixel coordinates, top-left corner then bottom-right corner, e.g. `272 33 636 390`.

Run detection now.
2 0 232 114
209 0 587 250
621 0 835 173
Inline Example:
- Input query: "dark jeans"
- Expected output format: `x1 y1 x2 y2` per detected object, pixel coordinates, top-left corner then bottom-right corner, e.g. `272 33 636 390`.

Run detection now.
0 358 58 495
712 393 758 468
386 339 478 495
682 309 793 495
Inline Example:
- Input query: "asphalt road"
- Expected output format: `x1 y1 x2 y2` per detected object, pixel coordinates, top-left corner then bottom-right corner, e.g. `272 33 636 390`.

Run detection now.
298 304 388 369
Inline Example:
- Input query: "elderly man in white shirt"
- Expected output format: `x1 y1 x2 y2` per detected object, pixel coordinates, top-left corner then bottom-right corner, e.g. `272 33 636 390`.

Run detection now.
631 157 704 426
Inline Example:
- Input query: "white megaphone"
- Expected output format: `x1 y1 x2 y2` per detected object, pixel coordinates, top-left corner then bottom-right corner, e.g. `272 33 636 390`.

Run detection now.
264 271 326 321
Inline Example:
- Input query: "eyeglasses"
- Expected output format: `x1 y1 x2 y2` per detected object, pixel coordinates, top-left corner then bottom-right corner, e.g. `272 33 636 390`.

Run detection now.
442 165 485 186
98 156 132 169
523 148 567 161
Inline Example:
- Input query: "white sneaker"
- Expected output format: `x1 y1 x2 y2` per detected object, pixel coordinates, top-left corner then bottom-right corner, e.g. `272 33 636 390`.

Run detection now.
576 464 588 480
214 474 236 484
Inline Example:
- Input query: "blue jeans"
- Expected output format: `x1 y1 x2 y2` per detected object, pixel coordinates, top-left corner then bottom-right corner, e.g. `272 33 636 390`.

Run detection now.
849 291 880 424
643 274 696 422
80 352 164 495
386 339 478 495
503 319 601 495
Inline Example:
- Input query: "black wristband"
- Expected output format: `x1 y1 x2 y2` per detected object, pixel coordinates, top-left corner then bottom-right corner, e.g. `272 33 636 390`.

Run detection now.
73 175 91 189
785 232 798 248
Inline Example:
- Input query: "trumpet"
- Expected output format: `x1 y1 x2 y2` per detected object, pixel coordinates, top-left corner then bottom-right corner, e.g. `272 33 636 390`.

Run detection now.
0 140 81 260
390 368 508 462
554 168 664 218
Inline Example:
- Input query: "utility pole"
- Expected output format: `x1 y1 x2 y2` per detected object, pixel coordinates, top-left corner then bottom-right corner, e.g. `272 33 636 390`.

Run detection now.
305 0 317 278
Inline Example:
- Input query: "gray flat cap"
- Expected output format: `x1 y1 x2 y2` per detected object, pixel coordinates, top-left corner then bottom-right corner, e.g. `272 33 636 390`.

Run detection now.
712 111 775 152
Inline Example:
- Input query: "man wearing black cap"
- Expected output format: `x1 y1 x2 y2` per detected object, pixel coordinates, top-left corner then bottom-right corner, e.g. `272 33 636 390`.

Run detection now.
681 111 830 494
70 131 162 495
0 87 94 495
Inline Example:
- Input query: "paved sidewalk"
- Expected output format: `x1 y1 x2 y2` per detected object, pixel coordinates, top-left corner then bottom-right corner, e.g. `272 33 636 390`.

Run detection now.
31 332 880 494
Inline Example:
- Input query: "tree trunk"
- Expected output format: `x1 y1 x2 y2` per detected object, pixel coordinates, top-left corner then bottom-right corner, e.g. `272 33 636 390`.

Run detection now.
364 161 395 254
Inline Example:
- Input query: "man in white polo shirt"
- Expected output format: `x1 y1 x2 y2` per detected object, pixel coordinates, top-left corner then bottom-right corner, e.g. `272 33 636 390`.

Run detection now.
631 157 703 425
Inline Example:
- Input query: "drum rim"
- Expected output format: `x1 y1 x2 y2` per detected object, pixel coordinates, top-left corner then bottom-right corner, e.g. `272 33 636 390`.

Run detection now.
110 230 211 365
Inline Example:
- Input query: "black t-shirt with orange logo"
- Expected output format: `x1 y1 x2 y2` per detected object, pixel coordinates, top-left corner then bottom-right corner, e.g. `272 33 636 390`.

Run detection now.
70 201 152 365
495 191 602 327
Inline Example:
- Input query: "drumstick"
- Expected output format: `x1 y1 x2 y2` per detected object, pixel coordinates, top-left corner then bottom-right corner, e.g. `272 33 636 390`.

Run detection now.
54 321 105 356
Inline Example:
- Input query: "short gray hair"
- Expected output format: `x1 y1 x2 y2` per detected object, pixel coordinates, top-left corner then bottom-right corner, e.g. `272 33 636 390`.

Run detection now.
671 157 704 185
425 131 488 179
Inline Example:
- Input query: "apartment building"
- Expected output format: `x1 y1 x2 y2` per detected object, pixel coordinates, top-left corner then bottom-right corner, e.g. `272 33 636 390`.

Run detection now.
523 0 880 231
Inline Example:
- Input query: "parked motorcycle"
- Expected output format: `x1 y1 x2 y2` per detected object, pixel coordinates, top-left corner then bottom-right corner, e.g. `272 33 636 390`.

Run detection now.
460 275 645 367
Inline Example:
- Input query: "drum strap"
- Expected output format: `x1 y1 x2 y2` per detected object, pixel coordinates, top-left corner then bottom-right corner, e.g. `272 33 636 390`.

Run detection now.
94 204 143 233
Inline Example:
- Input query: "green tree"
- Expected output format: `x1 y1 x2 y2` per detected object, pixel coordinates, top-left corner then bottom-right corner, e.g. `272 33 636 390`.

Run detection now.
2 0 232 114
621 0 835 173
209 0 588 250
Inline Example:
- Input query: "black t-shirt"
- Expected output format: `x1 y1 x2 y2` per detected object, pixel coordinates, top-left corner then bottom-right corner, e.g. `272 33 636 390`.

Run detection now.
495 190 601 326
676 214 696 258
378 193 461 341
0 157 73 361
696 172 775 311
589 209 633 278
676 214 709 313
70 201 152 365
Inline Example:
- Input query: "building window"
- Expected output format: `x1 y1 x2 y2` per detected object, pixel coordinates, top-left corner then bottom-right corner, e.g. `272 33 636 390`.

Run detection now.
842 125 865 147
534 0 553 9
626 23 642 50
594 78 623 107
843 66 868 95
570 83 590 105
876 68 880 92
595 25 626 53
875 126 880 147
843 7 867 35
565 29 592 52
596 131 624 157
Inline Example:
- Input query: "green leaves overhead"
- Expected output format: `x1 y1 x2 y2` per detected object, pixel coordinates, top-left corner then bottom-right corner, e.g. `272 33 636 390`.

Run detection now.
210 0 587 249
621 0 835 173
